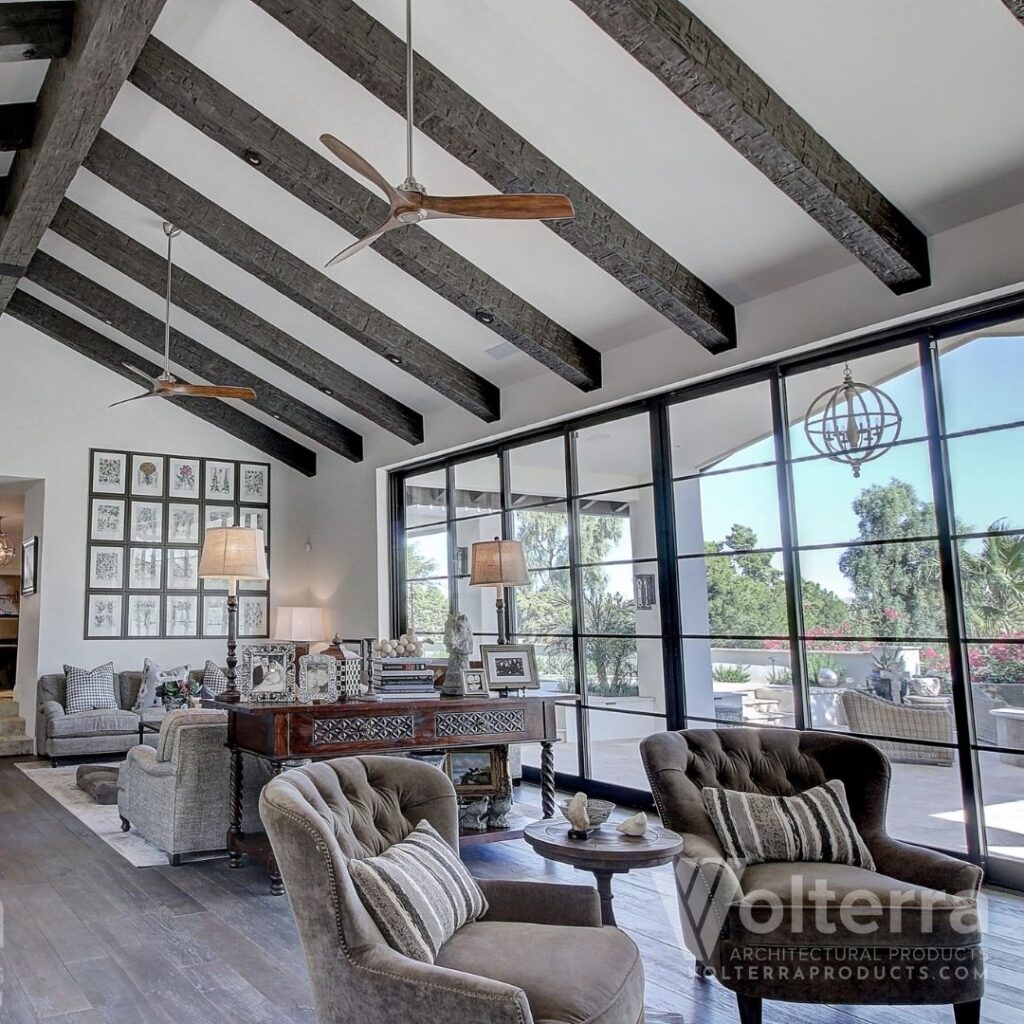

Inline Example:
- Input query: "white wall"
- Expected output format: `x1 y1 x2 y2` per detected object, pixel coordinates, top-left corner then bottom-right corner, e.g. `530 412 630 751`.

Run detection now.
0 317 315 732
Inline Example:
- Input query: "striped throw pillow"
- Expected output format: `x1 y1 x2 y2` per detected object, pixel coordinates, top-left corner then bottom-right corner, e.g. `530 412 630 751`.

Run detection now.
63 663 118 715
348 820 488 963
703 779 875 869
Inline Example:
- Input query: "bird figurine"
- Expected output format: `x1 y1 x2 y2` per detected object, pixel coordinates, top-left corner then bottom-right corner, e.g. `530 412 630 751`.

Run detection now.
565 792 591 832
617 811 649 837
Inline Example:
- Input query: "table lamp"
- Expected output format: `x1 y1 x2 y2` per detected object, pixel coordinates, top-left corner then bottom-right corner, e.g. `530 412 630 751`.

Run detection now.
469 537 529 645
198 527 268 703
274 606 328 659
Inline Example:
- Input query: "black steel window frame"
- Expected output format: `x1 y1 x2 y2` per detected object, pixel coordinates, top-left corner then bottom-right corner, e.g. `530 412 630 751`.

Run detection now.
390 285 1024 889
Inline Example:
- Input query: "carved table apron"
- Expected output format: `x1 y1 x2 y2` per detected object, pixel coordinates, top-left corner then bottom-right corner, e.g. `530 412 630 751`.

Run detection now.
206 694 567 894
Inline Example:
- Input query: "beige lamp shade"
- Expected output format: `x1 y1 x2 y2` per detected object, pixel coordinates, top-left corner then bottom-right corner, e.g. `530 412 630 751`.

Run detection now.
469 538 529 588
198 527 268 581
274 606 328 643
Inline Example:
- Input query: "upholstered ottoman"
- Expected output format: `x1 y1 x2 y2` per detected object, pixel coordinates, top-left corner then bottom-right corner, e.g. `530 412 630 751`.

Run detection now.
76 765 120 804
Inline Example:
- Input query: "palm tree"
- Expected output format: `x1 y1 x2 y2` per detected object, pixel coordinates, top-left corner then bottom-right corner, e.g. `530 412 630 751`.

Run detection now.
964 520 1024 636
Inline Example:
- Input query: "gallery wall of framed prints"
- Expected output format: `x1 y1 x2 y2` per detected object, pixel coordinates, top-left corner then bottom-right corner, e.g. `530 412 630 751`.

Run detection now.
85 450 271 640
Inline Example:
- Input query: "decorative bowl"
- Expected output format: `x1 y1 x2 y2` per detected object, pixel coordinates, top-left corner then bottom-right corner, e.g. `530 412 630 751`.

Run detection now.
558 797 616 837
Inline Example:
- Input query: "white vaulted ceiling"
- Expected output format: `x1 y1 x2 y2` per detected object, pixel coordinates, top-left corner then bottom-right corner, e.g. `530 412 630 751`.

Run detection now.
5 0 1024 471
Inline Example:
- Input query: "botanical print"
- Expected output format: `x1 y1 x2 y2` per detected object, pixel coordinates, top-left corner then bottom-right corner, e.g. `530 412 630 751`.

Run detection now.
205 506 234 531
127 595 161 637
239 507 268 537
240 464 268 504
167 549 198 590
89 547 123 589
204 461 235 501
168 504 199 544
87 594 122 637
203 596 228 636
93 452 127 494
167 596 198 637
130 502 162 543
129 548 162 589
131 455 163 497
168 458 199 498
239 596 267 637
91 499 125 542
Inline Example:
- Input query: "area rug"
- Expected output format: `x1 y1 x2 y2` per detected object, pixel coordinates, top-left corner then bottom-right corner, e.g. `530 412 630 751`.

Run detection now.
15 760 224 868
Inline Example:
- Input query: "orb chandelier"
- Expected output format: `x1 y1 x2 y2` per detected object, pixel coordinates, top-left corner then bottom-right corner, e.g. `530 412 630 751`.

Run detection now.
804 364 902 477
0 518 15 569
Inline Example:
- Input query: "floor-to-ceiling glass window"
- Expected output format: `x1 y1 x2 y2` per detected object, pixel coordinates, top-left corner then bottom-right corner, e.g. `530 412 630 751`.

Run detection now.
390 303 1024 886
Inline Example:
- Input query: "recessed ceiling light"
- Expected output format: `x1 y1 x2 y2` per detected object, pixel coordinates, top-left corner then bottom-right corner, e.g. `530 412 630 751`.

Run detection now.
474 309 495 325
322 386 333 396
244 149 263 166
387 354 403 365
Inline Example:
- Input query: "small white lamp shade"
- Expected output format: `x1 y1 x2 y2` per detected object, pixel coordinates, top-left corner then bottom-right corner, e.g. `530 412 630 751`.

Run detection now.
469 538 529 588
274 606 328 643
198 527 268 582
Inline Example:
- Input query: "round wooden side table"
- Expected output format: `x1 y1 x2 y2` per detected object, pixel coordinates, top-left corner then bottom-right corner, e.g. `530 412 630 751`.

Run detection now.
523 819 683 926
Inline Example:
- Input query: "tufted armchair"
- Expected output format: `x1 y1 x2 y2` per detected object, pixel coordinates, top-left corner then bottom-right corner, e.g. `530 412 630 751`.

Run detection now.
259 755 646 1024
641 727 983 1024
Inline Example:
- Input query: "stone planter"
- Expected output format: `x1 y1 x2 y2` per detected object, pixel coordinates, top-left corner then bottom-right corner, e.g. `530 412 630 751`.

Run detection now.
990 708 1024 767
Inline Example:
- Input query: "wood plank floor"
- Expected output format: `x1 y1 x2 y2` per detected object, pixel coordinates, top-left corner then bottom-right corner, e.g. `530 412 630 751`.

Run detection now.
1 755 1021 1024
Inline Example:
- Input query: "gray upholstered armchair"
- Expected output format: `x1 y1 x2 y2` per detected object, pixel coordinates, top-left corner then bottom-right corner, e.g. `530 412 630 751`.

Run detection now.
117 708 269 863
259 755 645 1024
641 727 983 1024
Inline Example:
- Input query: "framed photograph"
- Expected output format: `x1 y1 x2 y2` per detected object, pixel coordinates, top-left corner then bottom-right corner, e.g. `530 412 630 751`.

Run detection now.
129 547 163 589
204 461 235 501
446 748 500 795
298 653 341 703
91 499 125 542
238 595 268 637
205 505 234 531
89 546 124 589
166 548 199 590
131 455 164 497
239 643 296 703
92 451 127 494
238 507 268 537
203 595 228 636
168 457 200 499
127 594 161 637
166 595 198 637
463 670 490 696
239 463 269 504
21 537 38 596
130 501 163 543
407 752 449 772
168 503 200 544
480 644 539 691
86 594 122 638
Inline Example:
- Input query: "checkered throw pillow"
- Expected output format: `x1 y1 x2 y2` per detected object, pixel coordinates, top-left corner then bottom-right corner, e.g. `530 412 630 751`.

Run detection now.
201 660 229 699
63 663 118 715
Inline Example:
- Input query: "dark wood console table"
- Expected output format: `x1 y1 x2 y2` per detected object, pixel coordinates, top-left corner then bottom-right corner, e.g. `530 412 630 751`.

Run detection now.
206 693 566 894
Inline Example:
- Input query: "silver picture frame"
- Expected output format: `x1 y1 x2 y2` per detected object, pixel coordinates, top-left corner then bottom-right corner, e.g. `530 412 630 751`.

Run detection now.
297 653 341 704
240 643 296 703
480 644 540 691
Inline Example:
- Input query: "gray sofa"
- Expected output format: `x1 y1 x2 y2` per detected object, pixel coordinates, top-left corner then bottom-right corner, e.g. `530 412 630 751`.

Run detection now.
37 669 204 764
118 708 270 864
260 756 645 1024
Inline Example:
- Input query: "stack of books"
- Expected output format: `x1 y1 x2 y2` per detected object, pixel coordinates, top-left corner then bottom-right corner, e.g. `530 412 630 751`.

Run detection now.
370 657 447 696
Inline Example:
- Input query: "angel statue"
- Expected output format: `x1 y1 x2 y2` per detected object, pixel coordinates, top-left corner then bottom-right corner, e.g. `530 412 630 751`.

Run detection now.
441 612 473 697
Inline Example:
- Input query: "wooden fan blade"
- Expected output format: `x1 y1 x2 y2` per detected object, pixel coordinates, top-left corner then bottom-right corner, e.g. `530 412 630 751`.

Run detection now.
325 215 400 268
420 193 575 221
160 383 257 401
109 390 158 408
320 134 403 206
122 363 156 383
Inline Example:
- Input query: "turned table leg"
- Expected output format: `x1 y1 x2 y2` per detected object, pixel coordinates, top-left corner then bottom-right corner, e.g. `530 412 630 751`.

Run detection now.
592 869 617 926
540 740 556 819
268 761 285 896
228 747 244 869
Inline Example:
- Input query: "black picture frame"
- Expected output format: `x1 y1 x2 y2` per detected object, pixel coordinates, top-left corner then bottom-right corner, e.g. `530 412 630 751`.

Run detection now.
21 537 38 596
84 449 270 640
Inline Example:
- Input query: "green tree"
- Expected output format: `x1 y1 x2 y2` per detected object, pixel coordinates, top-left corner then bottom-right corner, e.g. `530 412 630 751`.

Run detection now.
838 480 947 636
960 519 1024 636
406 549 450 635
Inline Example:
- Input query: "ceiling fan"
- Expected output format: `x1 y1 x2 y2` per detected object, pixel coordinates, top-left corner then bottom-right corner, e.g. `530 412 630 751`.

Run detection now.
319 0 575 267
111 223 257 408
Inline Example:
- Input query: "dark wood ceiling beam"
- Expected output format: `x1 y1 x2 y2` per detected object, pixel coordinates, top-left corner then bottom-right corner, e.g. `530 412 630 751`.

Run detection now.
51 200 424 445
0 103 35 151
250 0 736 354
8 289 317 476
26 251 363 462
572 0 930 295
1003 1 1024 22
0 2 74 62
85 131 500 423
0 0 167 314
129 38 602 393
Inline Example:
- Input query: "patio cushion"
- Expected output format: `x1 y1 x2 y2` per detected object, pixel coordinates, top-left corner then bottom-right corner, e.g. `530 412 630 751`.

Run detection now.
47 708 139 739
730 861 979 948
434 920 644 1024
